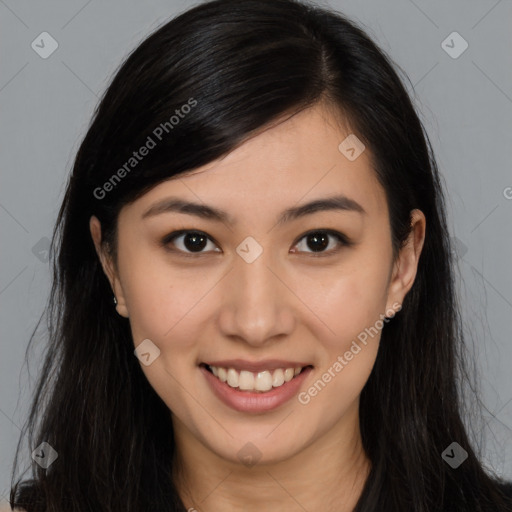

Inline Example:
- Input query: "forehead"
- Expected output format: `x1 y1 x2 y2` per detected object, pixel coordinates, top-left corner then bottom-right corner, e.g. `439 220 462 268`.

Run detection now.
122 103 388 225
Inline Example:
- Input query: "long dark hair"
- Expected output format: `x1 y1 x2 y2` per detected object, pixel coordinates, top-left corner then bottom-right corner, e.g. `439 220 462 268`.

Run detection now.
9 0 511 510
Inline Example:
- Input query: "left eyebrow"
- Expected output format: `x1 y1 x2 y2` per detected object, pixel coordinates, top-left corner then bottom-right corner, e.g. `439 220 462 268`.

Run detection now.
141 194 366 226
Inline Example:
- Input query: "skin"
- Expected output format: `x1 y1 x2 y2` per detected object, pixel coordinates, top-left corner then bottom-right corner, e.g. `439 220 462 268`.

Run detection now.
90 102 426 512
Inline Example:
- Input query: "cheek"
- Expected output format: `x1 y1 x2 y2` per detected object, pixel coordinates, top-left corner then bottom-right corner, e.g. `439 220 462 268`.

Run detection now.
119 250 218 352
296 271 387 422
299 250 391 406
119 257 211 422
308 258 391 350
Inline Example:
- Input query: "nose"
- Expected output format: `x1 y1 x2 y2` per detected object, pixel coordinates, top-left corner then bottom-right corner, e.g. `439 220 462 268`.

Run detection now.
217 249 296 347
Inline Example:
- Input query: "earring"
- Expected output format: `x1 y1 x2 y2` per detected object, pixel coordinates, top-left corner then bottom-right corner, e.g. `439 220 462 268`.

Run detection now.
113 296 118 305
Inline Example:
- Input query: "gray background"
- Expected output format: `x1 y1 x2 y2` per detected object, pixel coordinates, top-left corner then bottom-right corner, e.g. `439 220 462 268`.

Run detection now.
1 0 511 503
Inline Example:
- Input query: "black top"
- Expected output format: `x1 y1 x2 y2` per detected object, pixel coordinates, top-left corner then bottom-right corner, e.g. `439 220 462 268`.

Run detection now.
500 482 512 496
490 481 512 510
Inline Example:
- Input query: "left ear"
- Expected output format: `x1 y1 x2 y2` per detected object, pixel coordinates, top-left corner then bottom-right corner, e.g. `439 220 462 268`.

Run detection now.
385 209 426 311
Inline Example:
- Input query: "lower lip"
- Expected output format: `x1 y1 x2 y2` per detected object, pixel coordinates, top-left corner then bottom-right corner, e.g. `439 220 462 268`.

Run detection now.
200 365 313 413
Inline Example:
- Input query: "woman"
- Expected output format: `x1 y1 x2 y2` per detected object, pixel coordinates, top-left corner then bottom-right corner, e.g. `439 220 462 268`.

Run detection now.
6 0 511 510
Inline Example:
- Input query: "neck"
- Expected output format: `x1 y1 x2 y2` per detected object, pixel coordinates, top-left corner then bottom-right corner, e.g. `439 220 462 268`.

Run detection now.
172 405 371 512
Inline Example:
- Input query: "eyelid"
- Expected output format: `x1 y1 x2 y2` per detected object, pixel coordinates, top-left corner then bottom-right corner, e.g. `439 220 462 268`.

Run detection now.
290 229 352 257
161 228 352 257
161 229 221 257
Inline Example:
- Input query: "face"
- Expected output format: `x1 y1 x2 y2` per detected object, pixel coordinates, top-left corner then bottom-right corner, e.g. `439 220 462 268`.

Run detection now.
90 102 425 468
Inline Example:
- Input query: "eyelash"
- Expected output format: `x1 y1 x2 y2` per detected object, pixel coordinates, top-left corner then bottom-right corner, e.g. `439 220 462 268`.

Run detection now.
160 229 352 258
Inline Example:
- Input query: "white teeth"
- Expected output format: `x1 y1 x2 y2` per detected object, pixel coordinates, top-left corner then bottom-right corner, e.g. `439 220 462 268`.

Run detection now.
283 368 294 382
207 365 306 392
255 371 273 391
217 367 227 382
238 370 254 390
227 368 238 387
272 369 284 387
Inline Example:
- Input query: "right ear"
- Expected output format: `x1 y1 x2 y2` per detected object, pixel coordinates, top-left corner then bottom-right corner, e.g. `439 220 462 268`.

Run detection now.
89 215 129 318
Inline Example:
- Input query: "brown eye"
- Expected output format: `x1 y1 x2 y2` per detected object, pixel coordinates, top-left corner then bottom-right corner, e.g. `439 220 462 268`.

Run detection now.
162 230 220 254
291 230 350 256
161 228 351 257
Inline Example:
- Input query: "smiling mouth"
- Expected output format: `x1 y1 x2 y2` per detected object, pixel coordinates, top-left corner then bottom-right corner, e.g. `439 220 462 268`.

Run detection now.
200 363 314 393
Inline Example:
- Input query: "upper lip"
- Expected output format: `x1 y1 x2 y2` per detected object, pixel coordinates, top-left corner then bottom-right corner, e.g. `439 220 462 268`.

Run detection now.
202 359 313 372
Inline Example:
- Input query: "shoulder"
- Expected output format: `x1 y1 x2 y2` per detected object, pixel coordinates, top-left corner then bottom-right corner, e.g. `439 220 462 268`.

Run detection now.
0 503 26 512
496 480 512 498
491 480 512 511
